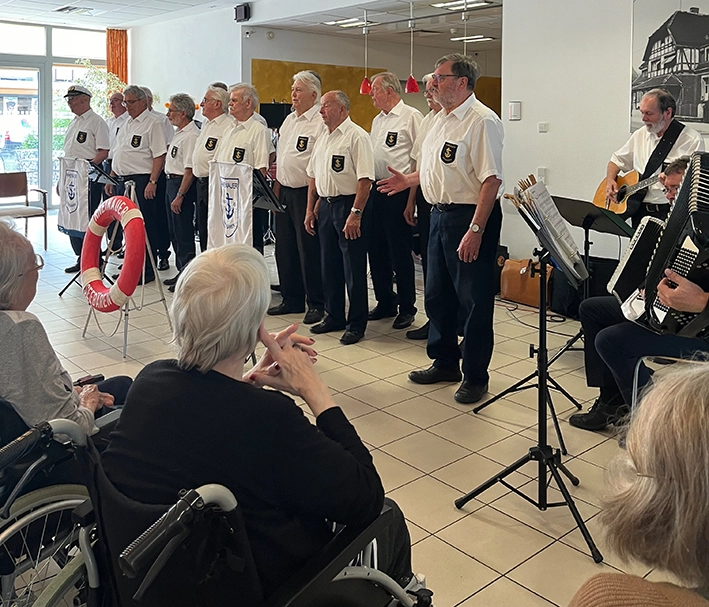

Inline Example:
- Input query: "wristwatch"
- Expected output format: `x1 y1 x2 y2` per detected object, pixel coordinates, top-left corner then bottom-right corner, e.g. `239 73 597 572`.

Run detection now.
149 179 158 185
351 207 363 217
176 191 185 197
470 222 483 233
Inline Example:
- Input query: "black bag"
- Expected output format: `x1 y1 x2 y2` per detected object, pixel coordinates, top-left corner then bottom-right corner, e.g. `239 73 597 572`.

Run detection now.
550 271 581 319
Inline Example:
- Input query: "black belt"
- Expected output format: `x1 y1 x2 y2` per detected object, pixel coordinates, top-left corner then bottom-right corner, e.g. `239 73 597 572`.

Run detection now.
119 173 149 181
165 173 183 180
196 176 209 183
644 202 668 213
432 203 472 212
282 185 308 191
323 194 354 203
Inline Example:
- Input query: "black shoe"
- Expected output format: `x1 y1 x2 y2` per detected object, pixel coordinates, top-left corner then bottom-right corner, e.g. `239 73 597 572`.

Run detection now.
271 284 281 292
138 274 155 285
267 302 305 316
64 261 81 273
117 250 125 259
406 321 430 340
168 283 175 293
158 258 170 271
392 313 415 330
303 308 325 325
454 381 489 404
569 398 624 432
340 330 364 345
163 275 179 286
368 305 397 321
408 365 462 385
310 317 346 335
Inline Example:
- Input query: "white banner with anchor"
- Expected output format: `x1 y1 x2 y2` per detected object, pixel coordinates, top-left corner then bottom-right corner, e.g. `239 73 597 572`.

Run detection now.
208 161 252 249
58 156 90 238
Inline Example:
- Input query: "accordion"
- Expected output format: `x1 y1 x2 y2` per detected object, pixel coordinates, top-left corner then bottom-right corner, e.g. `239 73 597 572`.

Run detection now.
607 152 709 338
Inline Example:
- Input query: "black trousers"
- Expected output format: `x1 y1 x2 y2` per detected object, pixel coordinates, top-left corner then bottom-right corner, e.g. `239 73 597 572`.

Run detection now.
123 173 157 280
154 173 171 260
580 295 709 404
415 187 431 282
375 498 413 589
631 202 670 229
368 188 417 316
195 177 209 252
165 177 197 272
426 201 503 384
253 208 268 254
275 185 325 311
69 180 105 258
318 194 370 333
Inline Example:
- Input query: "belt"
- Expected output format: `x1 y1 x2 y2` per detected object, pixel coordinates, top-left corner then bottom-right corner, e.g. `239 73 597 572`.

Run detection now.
323 194 354 203
644 202 668 213
432 203 471 212
165 173 183 180
119 173 149 181
195 176 209 183
281 185 308 191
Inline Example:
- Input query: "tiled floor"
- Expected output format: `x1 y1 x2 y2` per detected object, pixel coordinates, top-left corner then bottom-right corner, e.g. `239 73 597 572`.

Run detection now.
23 213 663 606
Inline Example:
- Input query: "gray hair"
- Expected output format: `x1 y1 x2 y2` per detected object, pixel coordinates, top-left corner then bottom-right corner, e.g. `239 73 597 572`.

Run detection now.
435 53 480 91
206 85 229 114
0 220 34 310
140 86 153 102
371 72 402 96
171 244 270 372
665 155 689 177
123 85 146 101
422 73 434 86
643 88 677 116
229 83 259 108
292 71 321 101
169 93 196 120
326 90 350 112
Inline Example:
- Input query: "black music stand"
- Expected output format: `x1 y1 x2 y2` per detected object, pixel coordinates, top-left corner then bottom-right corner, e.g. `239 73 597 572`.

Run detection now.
456 206 603 564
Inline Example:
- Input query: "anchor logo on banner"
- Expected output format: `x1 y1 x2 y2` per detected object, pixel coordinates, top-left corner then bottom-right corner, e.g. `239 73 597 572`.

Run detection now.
220 176 240 238
65 169 79 213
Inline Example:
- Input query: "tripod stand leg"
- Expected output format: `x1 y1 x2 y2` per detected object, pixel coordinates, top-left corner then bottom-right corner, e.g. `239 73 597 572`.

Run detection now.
455 451 533 509
58 272 81 297
553 451 579 486
545 390 568 456
548 375 583 410
547 329 584 367
473 371 538 413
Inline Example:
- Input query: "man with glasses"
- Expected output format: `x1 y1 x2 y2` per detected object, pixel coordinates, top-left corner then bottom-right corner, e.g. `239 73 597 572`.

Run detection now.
191 85 231 251
104 92 129 252
60 85 110 273
378 54 504 404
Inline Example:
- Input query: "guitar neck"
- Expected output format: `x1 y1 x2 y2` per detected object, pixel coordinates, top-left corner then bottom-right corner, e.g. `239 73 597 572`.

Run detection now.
625 174 660 197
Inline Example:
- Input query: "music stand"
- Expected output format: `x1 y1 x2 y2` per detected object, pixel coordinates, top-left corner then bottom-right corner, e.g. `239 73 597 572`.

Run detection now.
253 169 284 213
456 201 603 564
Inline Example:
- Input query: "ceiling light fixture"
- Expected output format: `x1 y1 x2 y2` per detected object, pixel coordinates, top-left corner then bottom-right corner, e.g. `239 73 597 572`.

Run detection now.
339 20 377 28
431 0 489 10
323 17 360 26
404 2 418 93
359 10 372 95
450 35 492 41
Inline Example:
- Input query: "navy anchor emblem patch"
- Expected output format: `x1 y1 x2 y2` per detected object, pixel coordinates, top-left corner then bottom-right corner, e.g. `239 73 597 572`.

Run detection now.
331 155 345 173
170 146 178 158
76 131 87 144
441 142 457 164
296 136 308 152
205 137 217 151
232 147 245 163
131 135 142 148
385 132 398 147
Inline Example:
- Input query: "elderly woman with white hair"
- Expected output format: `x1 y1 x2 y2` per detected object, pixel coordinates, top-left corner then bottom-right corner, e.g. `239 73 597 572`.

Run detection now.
0 221 132 439
102 243 414 598
569 362 709 607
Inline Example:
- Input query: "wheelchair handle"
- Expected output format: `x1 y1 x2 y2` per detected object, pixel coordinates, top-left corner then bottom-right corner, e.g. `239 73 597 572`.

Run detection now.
0 423 50 470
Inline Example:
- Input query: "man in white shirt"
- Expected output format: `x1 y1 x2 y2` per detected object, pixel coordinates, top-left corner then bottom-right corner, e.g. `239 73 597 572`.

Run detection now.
367 72 422 331
270 70 327 325
104 91 129 251
61 85 110 273
305 91 375 345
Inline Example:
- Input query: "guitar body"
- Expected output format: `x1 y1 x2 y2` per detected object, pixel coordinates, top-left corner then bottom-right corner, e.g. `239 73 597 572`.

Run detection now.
592 171 640 215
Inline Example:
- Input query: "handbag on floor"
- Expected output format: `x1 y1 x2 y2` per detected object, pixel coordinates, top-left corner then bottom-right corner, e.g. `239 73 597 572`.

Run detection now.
500 258 552 308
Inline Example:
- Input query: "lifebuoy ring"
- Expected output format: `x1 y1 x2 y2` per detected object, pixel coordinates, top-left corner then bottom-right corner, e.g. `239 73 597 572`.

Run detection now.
81 196 145 313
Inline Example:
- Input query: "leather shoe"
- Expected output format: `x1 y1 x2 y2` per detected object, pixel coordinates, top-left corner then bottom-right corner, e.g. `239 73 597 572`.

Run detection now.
569 398 628 432
267 302 305 316
368 305 397 321
454 381 489 404
64 261 81 273
158 258 170 271
406 321 429 340
163 275 179 286
340 329 364 345
168 283 175 293
310 317 346 335
392 313 415 330
408 365 462 385
303 308 325 325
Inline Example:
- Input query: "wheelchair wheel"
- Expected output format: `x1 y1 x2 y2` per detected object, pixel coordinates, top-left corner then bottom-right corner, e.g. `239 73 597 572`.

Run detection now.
0 485 87 607
31 554 87 607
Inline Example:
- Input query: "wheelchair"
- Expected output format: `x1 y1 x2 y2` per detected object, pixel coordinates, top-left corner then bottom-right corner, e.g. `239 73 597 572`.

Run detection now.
1 420 433 607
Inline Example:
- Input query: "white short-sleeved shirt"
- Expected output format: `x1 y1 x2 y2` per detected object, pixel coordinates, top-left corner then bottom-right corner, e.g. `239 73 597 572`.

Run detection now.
112 110 167 176
610 122 704 205
411 109 440 165
192 113 233 178
214 115 270 170
306 116 374 197
63 108 110 161
151 109 175 145
370 99 422 180
165 121 200 175
419 93 504 205
276 104 327 188
106 112 128 160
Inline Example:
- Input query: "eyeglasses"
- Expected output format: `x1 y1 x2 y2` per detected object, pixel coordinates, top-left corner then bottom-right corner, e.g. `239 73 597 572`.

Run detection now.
19 253 44 276
166 108 182 114
662 184 681 194
431 73 459 83
202 97 218 104
122 99 141 107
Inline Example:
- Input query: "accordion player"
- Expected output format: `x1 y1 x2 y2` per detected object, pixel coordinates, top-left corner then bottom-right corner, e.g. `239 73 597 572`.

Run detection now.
608 152 709 338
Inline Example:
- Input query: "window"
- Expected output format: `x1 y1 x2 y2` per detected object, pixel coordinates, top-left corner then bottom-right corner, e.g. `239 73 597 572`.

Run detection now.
0 23 46 56
52 28 106 60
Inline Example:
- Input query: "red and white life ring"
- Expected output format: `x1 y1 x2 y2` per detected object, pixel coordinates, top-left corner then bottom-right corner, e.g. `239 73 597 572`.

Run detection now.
81 196 145 313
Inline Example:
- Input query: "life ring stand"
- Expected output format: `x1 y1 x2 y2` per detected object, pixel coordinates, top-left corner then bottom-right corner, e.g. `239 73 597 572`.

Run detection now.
81 196 145 313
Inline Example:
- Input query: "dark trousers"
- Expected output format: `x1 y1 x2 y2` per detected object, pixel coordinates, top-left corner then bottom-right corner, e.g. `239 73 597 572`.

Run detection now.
165 177 197 272
368 188 417 316
415 187 431 282
319 195 370 333
375 498 413 589
426 201 503 384
631 203 670 229
580 295 709 404
69 180 105 258
154 173 171 260
195 178 209 252
275 186 324 311
253 208 268 254
123 174 157 280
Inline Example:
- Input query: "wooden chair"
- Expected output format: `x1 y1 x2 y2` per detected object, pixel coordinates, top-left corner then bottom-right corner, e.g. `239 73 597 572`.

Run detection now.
0 172 48 250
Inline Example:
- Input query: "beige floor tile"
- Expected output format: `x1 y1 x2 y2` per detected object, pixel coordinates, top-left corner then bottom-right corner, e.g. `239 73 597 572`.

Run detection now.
70 348 132 371
561 458 609 508
345 380 419 408
387 345 432 367
388 476 473 533
54 338 114 358
350 410 419 448
521 420 608 457
494 338 534 360
382 430 470 473
552 373 599 402
321 344 376 365
496 358 539 380
351 355 415 379
406 520 430 546
577 438 622 469
128 313 169 330
93 359 146 378
308 355 342 373
458 576 556 606
48 327 98 346
319 367 376 392
439 507 555 574
371 450 424 492
97 328 157 348
429 415 513 452
489 350 520 371
478 434 539 477
494 322 538 340
359 334 413 355
384 395 461 428
119 340 175 360
331 393 376 419
507 542 612 607
412 536 499 607
473 398 540 432
385 372 443 395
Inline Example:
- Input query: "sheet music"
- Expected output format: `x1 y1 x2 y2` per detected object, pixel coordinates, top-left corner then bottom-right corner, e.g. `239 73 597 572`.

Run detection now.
523 182 578 256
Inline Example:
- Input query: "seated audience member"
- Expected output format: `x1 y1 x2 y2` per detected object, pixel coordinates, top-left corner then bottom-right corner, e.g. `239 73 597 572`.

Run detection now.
0 221 132 436
569 362 709 607
102 243 414 598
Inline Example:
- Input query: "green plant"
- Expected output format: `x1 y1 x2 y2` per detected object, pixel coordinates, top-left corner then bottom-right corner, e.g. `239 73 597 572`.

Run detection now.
73 59 127 120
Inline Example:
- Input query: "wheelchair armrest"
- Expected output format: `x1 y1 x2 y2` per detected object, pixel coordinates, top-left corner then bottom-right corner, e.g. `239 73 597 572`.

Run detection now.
95 409 122 430
72 498 95 527
263 505 393 607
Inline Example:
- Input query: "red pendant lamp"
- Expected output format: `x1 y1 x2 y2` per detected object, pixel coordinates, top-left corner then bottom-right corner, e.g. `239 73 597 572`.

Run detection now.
360 11 372 95
404 2 419 93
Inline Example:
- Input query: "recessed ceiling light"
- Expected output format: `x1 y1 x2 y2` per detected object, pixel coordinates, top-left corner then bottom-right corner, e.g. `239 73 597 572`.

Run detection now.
450 35 494 41
431 1 490 10
338 20 377 28
323 17 360 26
54 5 94 14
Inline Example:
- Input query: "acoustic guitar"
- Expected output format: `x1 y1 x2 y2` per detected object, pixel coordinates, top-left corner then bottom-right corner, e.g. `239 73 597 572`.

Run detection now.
591 171 660 216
